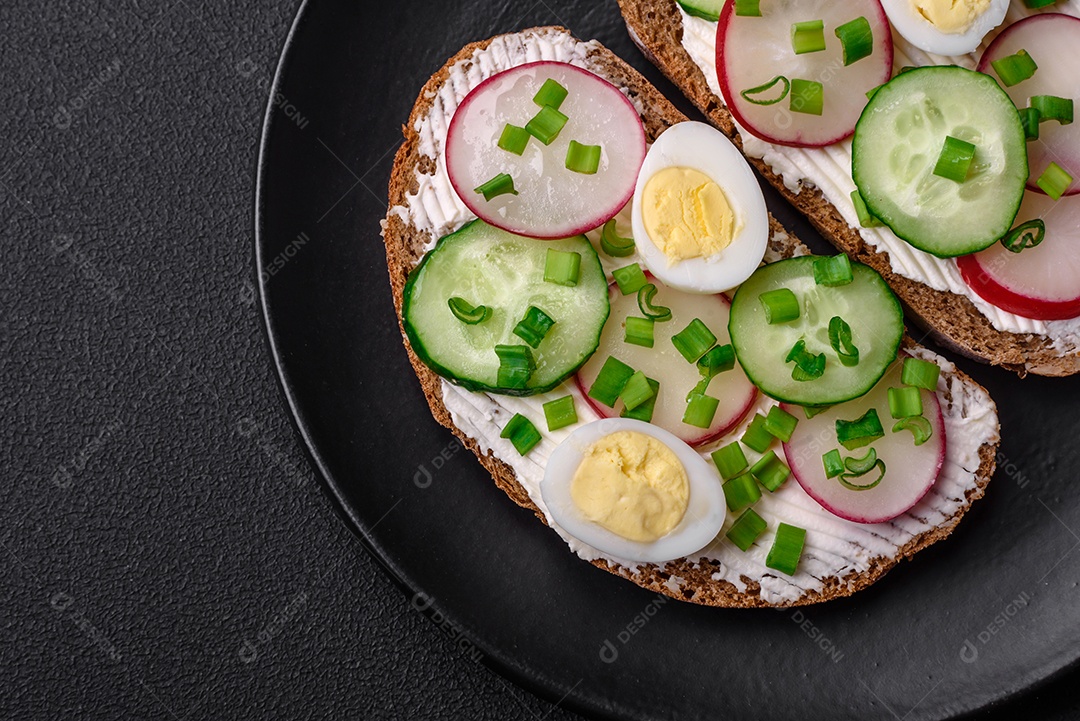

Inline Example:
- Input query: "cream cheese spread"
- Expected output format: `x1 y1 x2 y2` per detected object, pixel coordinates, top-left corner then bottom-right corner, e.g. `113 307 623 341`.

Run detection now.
383 28 1000 604
678 1 1080 354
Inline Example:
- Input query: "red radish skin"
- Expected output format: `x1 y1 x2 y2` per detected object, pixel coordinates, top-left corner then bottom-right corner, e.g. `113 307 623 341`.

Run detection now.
445 61 646 239
716 0 893 148
575 276 757 447
781 358 946 525
978 14 1080 197
957 192 1080 321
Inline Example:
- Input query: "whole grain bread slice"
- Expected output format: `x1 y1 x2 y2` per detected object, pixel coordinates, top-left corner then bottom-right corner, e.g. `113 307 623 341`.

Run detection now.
617 0 1080 378
381 26 999 607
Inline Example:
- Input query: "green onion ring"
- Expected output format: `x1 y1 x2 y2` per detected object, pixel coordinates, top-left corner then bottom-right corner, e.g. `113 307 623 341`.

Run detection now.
1001 219 1046 254
740 75 791 106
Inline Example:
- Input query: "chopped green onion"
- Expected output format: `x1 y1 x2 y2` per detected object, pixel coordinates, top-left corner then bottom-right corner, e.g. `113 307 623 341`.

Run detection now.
712 442 749 480
722 473 761 513
525 105 568 146
893 415 933 446
689 344 736 398
850 189 884 227
1024 0 1058 7
542 395 577 432
828 316 860 367
844 447 878 475
544 249 581 287
790 78 824 116
804 405 830 419
600 219 635 257
742 413 773 453
447 297 491 325
791 20 826 55
474 173 518 201
759 288 800 324
588 356 635 407
500 413 541 455
620 371 657 412
740 75 791 106
734 0 761 16
624 316 655 348
497 123 531 156
726 508 767 551
822 449 844 478
512 306 555 348
698 343 736 378
814 254 854 287
1019 107 1041 141
621 377 659 422
1037 162 1073 200
786 339 826 382
764 406 799 443
834 16 874 66
565 140 602 175
888 385 923 419
686 345 734 400
683 393 720 429
765 523 805 576
494 345 535 389
686 376 711 402
1001 219 1046 253
1031 95 1073 125
533 78 568 110
637 283 672 322
751 450 791 492
933 135 977 183
835 408 884 451
901 357 940 390
613 263 648 295
671 318 717 363
991 49 1038 87
866 84 883 101
838 460 886 490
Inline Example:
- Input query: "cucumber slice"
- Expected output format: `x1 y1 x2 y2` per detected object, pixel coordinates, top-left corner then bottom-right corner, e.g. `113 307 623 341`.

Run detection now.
403 220 609 396
677 0 723 21
852 66 1028 258
728 257 903 405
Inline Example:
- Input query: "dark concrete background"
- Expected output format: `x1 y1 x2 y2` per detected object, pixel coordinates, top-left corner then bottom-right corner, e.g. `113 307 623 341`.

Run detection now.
2 0 1078 718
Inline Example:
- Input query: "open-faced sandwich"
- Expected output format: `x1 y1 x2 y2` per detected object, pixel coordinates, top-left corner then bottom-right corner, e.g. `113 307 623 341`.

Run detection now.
618 0 1080 376
381 26 1000 607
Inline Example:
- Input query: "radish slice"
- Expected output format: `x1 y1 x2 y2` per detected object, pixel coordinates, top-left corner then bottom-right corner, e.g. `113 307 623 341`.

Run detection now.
575 276 757 447
957 192 1080 320
978 13 1080 197
782 357 945 524
446 61 646 239
716 0 893 148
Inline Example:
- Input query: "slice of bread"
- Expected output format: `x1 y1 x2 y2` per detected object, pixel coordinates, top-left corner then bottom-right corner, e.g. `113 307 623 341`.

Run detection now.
381 26 999 607
617 0 1080 377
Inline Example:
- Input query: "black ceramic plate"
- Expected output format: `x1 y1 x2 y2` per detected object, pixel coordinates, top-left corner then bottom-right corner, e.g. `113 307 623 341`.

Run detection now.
255 1 1080 718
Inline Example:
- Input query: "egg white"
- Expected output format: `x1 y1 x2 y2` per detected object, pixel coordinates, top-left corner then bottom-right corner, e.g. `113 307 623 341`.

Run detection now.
540 418 726 564
881 0 1009 56
630 121 769 294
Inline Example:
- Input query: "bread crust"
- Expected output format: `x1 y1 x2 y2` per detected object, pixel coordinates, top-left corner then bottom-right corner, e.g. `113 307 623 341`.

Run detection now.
382 27 999 607
616 0 1080 378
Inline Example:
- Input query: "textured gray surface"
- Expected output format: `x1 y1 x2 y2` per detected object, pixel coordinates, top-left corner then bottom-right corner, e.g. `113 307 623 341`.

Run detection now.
2 0 1079 718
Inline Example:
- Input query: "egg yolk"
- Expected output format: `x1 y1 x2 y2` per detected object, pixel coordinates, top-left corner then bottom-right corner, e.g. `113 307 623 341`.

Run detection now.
570 431 689 543
912 0 991 34
641 167 738 265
